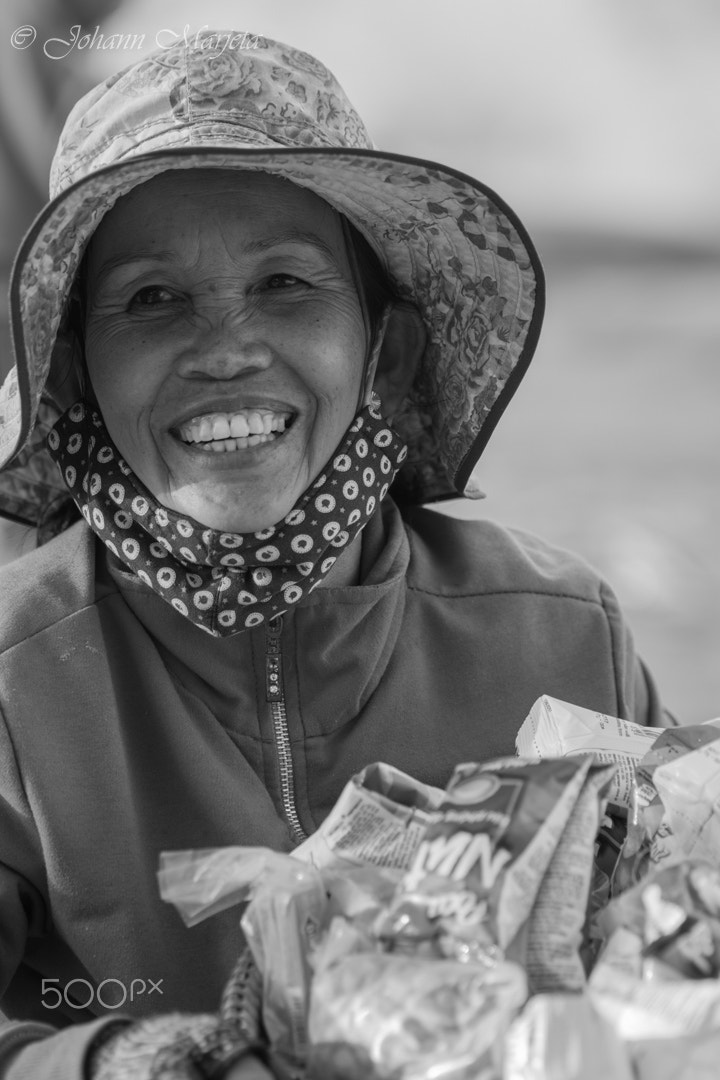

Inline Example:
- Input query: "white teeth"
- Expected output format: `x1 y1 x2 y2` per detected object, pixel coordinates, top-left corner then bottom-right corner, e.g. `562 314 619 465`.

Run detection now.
212 416 231 440
179 410 291 445
198 417 214 441
196 433 275 453
247 411 264 435
229 414 250 438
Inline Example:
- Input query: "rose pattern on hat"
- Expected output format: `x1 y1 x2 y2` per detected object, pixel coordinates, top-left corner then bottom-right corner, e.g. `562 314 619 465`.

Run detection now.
195 54 261 101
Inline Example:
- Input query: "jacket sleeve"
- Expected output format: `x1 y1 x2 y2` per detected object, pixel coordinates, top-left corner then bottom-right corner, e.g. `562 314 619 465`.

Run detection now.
0 1017 129 1080
0 710 132 1079
599 578 677 728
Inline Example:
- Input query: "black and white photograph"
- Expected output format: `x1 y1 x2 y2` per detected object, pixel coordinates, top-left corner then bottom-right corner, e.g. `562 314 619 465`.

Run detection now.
0 2 718 1077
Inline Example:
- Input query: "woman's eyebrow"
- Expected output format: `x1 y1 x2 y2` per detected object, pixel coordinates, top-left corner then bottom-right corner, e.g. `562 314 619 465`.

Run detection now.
243 231 340 263
92 251 176 287
93 234 340 287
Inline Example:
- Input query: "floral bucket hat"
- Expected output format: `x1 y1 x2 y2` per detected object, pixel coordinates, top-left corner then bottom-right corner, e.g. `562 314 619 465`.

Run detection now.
0 30 544 531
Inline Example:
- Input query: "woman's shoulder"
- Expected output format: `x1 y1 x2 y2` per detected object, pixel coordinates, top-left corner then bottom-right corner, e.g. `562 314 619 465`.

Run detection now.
0 521 99 652
400 504 607 602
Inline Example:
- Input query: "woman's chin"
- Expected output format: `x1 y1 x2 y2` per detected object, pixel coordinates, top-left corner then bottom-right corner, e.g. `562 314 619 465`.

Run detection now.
163 485 299 535
154 436 309 532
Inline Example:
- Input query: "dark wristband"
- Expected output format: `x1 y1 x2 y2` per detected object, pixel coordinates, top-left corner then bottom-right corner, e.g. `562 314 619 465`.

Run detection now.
150 1022 268 1080
84 1019 134 1079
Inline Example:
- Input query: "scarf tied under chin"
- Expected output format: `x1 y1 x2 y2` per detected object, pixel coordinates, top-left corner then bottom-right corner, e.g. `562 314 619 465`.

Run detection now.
47 400 407 636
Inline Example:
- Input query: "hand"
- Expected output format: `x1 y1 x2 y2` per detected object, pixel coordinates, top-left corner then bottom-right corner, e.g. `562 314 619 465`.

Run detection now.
88 1013 217 1079
224 1057 275 1080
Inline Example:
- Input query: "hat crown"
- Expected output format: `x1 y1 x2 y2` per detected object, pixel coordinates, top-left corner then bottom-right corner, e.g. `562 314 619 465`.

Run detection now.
50 32 374 196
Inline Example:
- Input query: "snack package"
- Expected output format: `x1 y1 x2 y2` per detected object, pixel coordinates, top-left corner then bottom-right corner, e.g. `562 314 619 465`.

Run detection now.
590 810 628 911
590 955 720 1040
295 762 445 872
376 756 601 966
630 1029 720 1080
652 738 720 863
503 992 634 1080
595 860 720 981
306 756 607 1079
616 724 720 891
308 946 528 1080
515 696 659 809
522 759 615 991
589 862 720 1042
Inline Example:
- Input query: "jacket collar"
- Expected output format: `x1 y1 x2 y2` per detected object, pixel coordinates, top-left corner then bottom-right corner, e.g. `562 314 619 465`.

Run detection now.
102 499 410 728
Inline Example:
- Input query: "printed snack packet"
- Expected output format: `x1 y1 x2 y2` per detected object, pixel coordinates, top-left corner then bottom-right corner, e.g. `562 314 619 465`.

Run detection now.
307 756 610 1080
515 695 660 809
515 696 659 910
522 759 616 991
376 756 600 965
295 761 445 872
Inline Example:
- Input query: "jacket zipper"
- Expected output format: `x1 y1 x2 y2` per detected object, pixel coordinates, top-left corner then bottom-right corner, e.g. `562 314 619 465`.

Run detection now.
265 614 308 845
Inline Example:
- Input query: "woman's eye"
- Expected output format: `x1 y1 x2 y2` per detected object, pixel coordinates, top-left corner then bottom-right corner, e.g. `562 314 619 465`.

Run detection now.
129 285 176 307
264 273 305 290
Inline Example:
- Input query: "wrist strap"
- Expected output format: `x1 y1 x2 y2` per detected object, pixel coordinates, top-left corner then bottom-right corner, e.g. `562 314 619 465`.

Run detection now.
150 1022 267 1080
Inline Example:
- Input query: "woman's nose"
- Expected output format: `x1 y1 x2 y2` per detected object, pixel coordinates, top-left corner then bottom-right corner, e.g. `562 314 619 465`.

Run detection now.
178 312 275 380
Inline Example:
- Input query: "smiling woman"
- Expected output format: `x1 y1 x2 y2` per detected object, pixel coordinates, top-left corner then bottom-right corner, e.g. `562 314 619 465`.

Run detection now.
82 171 374 534
0 30 672 1080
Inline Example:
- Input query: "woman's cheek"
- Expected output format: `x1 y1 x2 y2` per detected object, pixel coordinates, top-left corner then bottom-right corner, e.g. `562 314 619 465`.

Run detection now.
86 320 164 402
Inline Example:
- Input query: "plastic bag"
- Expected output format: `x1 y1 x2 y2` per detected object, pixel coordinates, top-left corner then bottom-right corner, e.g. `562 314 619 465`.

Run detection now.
503 992 633 1080
308 946 527 1080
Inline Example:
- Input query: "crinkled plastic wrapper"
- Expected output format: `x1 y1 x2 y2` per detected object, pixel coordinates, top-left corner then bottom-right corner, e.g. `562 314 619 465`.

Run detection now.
616 723 720 892
503 992 633 1080
630 1029 720 1080
597 860 720 981
157 698 720 1080
590 861 720 1050
308 950 527 1080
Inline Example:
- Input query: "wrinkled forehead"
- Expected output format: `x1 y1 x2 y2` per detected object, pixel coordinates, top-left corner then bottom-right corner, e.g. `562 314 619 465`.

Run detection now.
84 168 349 275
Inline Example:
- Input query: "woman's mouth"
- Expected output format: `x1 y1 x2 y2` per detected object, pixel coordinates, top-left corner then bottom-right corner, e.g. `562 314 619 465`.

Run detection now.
176 409 293 453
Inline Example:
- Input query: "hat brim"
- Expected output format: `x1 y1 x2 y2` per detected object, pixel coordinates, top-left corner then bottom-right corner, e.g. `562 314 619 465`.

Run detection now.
2 146 544 517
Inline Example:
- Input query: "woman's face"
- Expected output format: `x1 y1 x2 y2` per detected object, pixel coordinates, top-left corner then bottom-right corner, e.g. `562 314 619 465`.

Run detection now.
84 169 369 532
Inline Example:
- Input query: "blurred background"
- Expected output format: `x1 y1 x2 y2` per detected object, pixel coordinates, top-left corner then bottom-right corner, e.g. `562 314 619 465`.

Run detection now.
1 0 718 720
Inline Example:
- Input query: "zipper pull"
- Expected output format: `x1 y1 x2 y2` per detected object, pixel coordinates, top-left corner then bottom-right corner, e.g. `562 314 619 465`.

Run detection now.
265 614 283 703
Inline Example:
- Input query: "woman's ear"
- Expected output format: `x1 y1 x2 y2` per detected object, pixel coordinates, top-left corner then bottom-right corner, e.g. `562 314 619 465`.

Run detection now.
44 328 85 411
44 292 87 411
366 301 426 418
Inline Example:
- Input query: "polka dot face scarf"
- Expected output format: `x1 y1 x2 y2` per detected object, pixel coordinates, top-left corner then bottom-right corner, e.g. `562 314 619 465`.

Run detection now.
47 400 407 636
